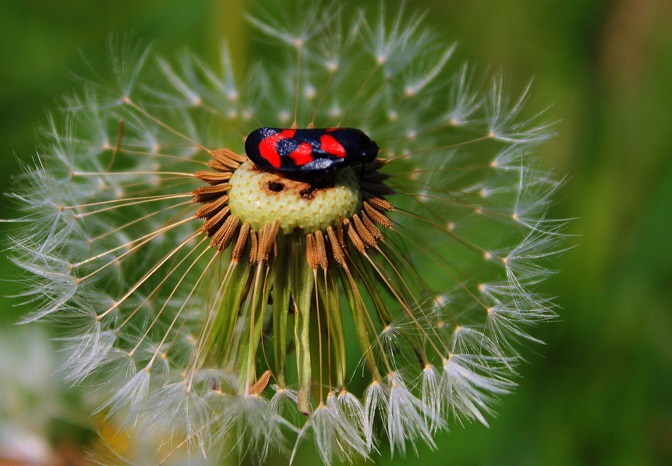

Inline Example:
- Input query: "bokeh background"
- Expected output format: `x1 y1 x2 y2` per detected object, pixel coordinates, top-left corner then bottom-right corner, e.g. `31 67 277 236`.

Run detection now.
1 0 670 465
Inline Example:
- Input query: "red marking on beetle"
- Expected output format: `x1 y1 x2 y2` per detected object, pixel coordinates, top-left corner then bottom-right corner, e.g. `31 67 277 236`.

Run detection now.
320 134 346 158
326 127 338 132
290 142 314 166
259 129 297 168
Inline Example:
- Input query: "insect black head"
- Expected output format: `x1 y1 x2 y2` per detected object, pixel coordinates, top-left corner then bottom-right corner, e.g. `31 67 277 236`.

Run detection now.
361 140 379 164
357 139 379 179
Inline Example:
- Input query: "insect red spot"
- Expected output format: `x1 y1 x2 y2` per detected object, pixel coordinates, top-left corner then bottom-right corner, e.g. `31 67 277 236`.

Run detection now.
320 134 346 158
259 129 297 168
289 142 314 166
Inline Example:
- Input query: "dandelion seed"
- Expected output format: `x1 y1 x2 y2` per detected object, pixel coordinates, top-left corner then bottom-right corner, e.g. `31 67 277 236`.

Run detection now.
6 1 565 464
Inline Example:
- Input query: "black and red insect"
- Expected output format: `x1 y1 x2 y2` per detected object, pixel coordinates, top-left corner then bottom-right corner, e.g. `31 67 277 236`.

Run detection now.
245 127 379 174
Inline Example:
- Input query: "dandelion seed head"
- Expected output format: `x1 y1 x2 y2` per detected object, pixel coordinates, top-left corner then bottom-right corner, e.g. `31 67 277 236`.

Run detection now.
226 162 361 234
6 1 566 463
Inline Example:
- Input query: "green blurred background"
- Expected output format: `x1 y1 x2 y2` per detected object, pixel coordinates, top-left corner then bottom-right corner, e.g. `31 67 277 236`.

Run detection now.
1 0 670 465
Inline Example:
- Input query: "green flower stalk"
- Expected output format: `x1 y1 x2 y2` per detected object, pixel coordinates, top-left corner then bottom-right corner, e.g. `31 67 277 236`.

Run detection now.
6 2 564 464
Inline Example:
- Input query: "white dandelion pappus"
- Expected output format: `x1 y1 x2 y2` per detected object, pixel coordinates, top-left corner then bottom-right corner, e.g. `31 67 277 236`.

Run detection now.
5 1 565 464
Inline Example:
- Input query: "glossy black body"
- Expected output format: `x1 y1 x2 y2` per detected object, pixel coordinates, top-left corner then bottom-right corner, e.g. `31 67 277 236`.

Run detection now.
245 127 379 173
